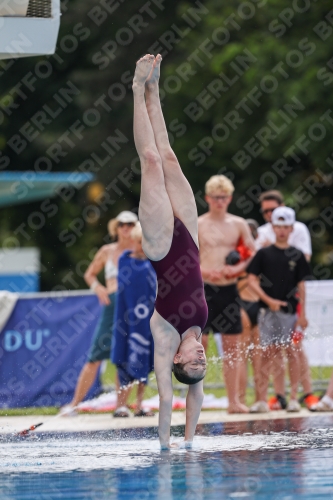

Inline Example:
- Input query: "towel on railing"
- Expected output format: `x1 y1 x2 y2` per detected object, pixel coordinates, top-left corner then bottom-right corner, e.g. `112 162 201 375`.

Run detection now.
111 251 156 382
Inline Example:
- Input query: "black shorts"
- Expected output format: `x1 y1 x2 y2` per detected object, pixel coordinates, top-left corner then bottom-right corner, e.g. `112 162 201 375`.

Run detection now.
203 283 242 335
239 300 261 327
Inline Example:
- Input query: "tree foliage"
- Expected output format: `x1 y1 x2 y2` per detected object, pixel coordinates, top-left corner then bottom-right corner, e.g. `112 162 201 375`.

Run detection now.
1 0 333 289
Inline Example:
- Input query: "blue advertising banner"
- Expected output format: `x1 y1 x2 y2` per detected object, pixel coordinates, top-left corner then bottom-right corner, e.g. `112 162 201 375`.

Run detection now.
0 292 102 408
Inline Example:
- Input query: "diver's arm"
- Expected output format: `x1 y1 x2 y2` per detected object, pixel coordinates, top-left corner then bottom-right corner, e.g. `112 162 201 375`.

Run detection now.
154 358 174 449
152 313 181 449
184 380 204 445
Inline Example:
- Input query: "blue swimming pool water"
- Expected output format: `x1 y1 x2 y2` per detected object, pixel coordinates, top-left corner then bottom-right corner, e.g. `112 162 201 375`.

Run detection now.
1 416 333 499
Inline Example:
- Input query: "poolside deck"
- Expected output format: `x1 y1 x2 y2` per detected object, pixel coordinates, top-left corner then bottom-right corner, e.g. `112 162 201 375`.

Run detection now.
0 408 327 434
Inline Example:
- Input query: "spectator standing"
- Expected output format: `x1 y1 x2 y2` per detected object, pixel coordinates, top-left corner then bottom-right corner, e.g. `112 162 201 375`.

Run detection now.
59 211 137 416
247 207 311 413
257 190 318 410
198 175 256 413
257 190 312 259
111 223 156 417
238 219 261 405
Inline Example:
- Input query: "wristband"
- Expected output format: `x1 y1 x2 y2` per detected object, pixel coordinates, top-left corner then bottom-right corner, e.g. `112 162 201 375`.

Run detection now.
90 279 100 291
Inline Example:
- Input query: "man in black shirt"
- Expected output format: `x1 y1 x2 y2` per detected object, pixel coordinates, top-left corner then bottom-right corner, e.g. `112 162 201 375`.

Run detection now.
247 207 311 413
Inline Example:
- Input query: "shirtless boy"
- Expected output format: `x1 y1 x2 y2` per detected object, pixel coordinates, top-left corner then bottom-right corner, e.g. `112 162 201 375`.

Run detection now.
198 175 255 413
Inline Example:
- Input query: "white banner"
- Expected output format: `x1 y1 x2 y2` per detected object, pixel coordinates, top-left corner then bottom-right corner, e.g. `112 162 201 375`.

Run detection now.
304 280 333 366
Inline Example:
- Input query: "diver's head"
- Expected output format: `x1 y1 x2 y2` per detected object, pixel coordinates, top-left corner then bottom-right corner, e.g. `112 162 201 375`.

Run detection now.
173 332 207 385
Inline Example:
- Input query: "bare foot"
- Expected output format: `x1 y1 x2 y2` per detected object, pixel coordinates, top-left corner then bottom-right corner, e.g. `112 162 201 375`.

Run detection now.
133 54 155 90
228 402 249 414
146 54 162 91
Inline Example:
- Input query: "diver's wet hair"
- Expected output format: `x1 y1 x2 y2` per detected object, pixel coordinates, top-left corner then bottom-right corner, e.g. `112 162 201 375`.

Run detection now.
173 363 206 385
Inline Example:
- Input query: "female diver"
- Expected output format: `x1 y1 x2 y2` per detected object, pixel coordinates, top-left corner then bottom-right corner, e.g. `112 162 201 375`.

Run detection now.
133 54 208 449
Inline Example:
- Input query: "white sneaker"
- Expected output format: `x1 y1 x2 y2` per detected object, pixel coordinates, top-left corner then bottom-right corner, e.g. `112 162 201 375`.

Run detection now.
58 405 78 417
310 395 333 412
286 400 301 412
249 401 269 413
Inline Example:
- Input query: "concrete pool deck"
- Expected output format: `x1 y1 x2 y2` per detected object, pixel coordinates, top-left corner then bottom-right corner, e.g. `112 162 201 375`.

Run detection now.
0 409 329 434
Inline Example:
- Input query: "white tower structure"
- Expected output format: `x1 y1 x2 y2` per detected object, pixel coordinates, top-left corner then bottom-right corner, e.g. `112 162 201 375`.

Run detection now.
0 0 60 59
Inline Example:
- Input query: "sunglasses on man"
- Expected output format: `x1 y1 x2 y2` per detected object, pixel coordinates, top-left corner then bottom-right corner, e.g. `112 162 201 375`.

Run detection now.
118 222 136 227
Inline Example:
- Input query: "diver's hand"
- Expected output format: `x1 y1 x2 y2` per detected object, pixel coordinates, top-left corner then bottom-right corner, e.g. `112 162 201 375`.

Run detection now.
160 442 179 450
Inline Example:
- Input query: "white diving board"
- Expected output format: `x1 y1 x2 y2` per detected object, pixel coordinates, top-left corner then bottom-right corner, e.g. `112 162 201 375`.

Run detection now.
0 0 60 59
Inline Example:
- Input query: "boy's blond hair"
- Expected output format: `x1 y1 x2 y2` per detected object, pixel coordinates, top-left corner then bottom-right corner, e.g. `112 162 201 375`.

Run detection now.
131 222 142 240
205 175 234 196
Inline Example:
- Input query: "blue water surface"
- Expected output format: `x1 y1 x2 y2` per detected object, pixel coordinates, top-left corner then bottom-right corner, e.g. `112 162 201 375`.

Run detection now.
1 416 333 499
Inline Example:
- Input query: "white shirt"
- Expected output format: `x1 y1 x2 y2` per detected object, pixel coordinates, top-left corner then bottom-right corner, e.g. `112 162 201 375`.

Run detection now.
256 221 312 255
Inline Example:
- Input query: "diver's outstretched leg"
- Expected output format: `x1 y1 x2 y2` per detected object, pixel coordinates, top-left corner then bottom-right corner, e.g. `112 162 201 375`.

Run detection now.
133 54 174 260
145 55 198 246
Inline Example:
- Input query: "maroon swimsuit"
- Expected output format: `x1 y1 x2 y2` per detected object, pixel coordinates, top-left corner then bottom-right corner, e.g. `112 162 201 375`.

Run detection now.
149 217 208 336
